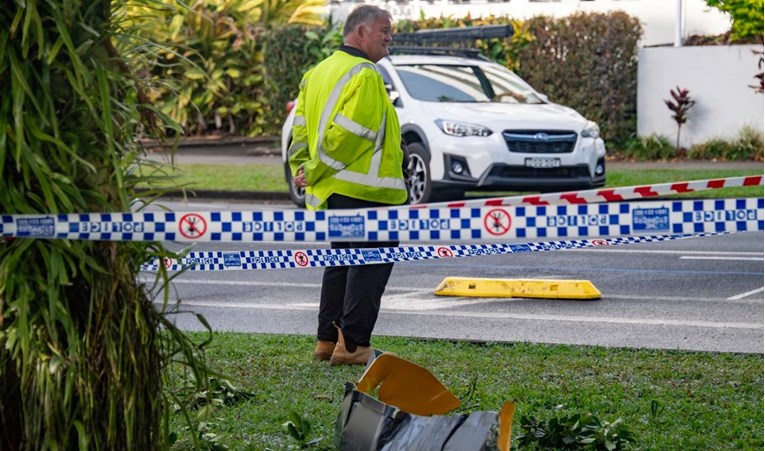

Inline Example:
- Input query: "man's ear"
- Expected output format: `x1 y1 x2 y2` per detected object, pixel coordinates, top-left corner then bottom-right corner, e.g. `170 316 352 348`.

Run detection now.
356 24 367 40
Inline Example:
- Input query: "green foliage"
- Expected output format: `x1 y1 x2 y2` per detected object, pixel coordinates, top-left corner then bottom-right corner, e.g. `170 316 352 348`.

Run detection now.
0 1 217 448
625 127 762 162
173 377 255 414
514 12 642 146
121 0 327 138
687 138 734 160
705 0 765 41
123 0 270 137
262 23 343 131
259 0 326 28
687 126 764 160
168 377 254 449
515 409 636 450
282 412 326 449
623 134 676 161
183 421 230 450
730 125 765 160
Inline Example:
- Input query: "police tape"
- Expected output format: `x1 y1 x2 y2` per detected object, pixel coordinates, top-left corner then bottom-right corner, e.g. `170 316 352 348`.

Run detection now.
140 231 732 272
408 175 763 209
2 197 762 243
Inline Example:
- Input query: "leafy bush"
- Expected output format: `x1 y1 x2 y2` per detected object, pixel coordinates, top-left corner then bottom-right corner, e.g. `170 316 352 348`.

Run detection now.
687 126 764 160
731 125 765 160
262 23 343 131
515 12 642 146
515 410 636 450
705 0 764 41
125 0 270 137
623 134 676 161
688 138 735 160
625 127 763 161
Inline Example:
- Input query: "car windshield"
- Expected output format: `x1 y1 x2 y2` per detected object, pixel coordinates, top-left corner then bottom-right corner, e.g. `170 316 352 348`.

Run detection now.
394 63 545 104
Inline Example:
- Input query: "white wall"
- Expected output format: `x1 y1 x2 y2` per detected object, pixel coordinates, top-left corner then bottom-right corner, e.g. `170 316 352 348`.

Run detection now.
637 45 764 147
331 0 732 46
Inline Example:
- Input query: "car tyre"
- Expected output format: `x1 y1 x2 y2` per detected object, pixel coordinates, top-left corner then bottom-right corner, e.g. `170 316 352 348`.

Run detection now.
284 162 306 208
406 142 433 204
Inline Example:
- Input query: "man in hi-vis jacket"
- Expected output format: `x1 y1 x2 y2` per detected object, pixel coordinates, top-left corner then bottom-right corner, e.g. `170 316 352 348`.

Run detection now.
288 5 408 365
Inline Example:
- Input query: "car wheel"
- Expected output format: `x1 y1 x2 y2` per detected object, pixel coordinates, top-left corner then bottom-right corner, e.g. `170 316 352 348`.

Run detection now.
283 162 306 208
405 143 433 204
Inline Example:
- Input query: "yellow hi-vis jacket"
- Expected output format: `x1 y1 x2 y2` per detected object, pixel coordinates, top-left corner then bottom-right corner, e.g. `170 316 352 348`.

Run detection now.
288 50 408 210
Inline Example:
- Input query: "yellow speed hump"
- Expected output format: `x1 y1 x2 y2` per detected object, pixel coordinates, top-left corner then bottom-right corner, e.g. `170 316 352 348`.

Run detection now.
434 277 601 300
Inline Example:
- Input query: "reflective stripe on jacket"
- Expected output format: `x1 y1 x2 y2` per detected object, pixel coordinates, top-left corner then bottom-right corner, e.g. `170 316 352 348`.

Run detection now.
288 50 407 210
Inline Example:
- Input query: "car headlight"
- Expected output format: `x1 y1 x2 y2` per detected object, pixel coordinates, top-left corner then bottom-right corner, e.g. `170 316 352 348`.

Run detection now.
581 121 600 139
435 119 493 137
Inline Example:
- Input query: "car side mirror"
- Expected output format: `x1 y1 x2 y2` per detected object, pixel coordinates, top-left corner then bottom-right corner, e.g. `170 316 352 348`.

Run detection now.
385 83 401 106
537 93 549 103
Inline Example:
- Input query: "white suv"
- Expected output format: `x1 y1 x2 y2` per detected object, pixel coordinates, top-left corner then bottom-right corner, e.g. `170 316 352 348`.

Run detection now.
281 51 606 206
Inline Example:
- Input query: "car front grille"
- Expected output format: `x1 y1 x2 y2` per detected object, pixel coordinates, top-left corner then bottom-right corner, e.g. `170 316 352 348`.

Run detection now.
502 130 577 154
488 165 591 179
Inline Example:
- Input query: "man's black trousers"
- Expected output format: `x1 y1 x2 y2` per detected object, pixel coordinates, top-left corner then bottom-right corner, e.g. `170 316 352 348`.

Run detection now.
317 194 399 350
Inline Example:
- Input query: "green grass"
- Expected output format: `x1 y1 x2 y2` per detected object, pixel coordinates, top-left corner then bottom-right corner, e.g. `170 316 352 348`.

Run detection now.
160 165 763 449
157 164 763 198
604 168 764 199
169 333 763 450
144 164 288 192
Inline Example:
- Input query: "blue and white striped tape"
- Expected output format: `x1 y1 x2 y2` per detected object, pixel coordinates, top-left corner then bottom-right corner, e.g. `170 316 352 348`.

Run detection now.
140 232 730 272
2 198 762 243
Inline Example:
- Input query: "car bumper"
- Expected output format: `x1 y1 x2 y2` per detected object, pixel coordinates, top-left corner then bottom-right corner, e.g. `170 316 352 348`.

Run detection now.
433 161 606 191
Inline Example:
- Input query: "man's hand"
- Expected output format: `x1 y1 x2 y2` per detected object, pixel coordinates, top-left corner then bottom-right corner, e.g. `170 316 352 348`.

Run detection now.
293 165 308 188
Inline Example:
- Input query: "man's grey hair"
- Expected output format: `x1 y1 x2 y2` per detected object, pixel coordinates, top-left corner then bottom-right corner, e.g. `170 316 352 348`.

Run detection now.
343 5 392 37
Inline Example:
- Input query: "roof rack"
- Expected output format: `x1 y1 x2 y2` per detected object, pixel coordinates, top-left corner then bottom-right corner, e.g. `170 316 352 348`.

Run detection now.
388 46 488 59
392 24 513 45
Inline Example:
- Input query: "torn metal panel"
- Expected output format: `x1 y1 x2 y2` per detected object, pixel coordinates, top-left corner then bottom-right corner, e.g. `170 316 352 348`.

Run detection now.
335 353 515 450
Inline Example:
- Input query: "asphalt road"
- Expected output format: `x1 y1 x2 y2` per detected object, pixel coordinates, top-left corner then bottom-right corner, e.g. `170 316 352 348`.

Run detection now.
142 199 764 354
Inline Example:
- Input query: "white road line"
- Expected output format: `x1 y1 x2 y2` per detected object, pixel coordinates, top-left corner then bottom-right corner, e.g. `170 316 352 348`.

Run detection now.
394 310 763 330
574 249 763 256
728 286 765 301
155 299 762 330
143 278 762 304
679 256 763 261
594 294 758 304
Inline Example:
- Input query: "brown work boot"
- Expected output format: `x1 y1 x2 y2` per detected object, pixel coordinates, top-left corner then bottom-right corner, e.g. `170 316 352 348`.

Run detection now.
313 340 335 361
330 327 372 366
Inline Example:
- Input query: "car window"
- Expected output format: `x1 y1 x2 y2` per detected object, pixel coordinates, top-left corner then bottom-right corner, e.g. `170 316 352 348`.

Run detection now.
396 65 487 102
394 63 544 104
481 64 545 104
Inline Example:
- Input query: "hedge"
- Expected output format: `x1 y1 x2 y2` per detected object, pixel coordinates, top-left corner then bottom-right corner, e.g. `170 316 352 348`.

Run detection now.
132 11 644 146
